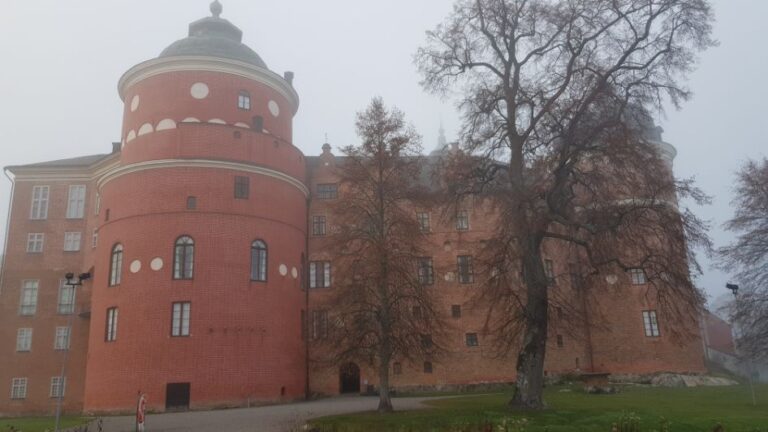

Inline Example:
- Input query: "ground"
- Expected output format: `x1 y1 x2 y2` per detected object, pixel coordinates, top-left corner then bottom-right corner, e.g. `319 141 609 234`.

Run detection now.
0 416 90 432
312 384 768 432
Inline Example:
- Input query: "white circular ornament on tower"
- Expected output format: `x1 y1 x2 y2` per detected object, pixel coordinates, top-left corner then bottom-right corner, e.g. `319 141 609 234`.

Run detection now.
268 100 280 117
191 82 210 99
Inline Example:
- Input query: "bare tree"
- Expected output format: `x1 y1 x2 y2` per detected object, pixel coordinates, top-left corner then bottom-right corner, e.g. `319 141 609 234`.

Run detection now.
719 158 768 360
315 98 443 413
417 0 714 409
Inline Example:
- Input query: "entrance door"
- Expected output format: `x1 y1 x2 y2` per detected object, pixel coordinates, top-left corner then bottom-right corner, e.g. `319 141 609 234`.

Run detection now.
339 362 361 394
165 383 191 411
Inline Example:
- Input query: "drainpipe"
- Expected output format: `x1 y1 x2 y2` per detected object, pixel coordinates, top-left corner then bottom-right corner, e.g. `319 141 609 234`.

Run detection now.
304 196 310 400
0 168 16 297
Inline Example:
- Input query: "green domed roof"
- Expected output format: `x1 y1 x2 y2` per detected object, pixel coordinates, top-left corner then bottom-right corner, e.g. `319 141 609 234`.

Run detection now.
159 1 268 69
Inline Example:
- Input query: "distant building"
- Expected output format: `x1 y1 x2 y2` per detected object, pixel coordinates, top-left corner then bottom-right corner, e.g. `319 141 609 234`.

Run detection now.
0 2 707 415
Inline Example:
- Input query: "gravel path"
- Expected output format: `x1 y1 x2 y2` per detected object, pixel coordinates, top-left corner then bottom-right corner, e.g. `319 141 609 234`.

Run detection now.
98 396 440 432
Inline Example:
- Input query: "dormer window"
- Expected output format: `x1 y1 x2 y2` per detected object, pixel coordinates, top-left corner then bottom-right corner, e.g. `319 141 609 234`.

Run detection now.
238 91 251 110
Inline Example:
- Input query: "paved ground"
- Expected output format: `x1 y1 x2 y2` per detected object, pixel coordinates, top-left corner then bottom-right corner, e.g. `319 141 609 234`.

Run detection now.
98 396 439 432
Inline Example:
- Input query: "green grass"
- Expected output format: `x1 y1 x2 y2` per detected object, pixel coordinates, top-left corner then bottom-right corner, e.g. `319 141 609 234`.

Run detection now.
0 416 91 432
311 384 768 432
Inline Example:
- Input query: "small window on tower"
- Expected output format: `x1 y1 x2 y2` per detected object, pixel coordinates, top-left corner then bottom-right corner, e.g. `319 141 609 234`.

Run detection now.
234 176 250 199
186 196 197 210
238 91 251 110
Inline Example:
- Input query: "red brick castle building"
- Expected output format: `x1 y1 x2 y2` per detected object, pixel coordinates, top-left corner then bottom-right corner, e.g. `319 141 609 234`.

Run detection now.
0 2 706 415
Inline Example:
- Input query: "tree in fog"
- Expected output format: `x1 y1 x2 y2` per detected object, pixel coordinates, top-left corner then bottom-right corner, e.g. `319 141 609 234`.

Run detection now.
417 0 714 409
719 158 768 360
316 98 443 413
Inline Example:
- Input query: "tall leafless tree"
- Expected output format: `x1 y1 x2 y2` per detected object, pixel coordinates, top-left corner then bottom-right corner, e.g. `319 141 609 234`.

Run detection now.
417 0 714 409
719 158 768 360
315 98 443 413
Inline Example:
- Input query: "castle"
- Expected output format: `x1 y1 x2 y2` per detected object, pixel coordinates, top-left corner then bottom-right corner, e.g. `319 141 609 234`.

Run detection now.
0 2 706 415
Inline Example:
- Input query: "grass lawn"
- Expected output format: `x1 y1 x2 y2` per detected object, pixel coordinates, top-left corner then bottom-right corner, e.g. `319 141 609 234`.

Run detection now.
0 416 91 432
311 384 768 432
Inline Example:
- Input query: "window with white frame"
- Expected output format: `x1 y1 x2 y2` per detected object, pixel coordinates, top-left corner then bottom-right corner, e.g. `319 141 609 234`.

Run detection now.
417 212 431 233
105 307 118 342
16 328 32 352
19 281 38 316
30 185 49 220
311 310 328 340
58 281 76 315
50 376 66 398
172 302 191 337
63 232 82 252
642 310 660 337
109 244 123 286
629 268 647 285
54 326 71 350
92 229 98 249
417 257 434 285
238 91 251 110
457 255 474 284
66 185 86 219
26 233 44 253
10 378 27 399
456 210 469 231
173 236 195 280
309 261 331 288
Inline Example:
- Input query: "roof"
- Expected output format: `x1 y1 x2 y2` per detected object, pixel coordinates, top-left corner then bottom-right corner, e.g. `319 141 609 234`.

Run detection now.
159 2 268 69
7 154 111 170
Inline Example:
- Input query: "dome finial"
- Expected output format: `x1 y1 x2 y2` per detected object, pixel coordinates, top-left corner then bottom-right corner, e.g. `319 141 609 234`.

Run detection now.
210 0 223 18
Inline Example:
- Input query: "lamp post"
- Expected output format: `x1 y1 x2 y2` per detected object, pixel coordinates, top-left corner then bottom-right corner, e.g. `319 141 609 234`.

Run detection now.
726 282 757 406
53 272 91 432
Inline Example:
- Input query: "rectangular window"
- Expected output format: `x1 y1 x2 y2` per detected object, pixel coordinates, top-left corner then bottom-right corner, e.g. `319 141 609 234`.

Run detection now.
92 229 98 249
643 310 660 337
26 233 44 253
465 333 479 347
316 184 338 200
19 281 39 316
312 216 327 236
238 92 251 110
393 362 402 375
50 376 66 398
10 378 27 400
451 305 462 319
545 259 556 285
417 212 430 233
16 328 32 352
57 281 76 315
457 255 474 284
417 257 434 285
456 210 469 231
63 232 82 252
30 185 50 220
556 335 564 348
186 196 197 210
234 176 250 199
105 307 118 342
54 327 71 351
629 268 647 285
311 310 328 340
66 185 86 219
309 261 331 288
172 302 191 337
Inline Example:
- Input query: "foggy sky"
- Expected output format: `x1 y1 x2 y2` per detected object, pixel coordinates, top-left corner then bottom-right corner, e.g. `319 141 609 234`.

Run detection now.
0 0 765 306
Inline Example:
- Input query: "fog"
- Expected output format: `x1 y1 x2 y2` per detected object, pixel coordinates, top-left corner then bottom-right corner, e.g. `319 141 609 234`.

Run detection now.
0 0 765 306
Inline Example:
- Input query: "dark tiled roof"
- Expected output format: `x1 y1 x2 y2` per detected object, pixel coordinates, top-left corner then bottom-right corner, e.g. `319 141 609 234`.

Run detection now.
8 154 111 170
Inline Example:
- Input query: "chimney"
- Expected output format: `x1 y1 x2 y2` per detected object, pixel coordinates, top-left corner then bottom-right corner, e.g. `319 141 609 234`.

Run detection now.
112 142 122 154
284 71 295 86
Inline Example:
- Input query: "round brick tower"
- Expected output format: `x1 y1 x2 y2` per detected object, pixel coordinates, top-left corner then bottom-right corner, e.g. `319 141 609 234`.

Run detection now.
84 2 307 412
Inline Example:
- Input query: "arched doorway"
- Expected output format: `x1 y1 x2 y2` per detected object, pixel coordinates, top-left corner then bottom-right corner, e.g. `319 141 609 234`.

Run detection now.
339 362 361 394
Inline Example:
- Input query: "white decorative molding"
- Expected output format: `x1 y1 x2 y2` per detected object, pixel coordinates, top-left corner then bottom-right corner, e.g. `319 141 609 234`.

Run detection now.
208 118 226 124
118 56 299 115
181 117 200 123
126 130 137 143
138 123 154 136
234 122 250 129
130 95 140 112
291 267 298 279
97 159 309 197
156 119 177 131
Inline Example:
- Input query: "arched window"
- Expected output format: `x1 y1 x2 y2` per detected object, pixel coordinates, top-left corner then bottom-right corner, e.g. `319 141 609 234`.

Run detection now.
109 244 123 286
251 240 267 282
238 91 251 110
174 236 195 280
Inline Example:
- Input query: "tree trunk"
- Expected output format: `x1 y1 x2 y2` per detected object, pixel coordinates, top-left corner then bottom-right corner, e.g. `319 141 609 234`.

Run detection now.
377 355 394 413
510 236 549 410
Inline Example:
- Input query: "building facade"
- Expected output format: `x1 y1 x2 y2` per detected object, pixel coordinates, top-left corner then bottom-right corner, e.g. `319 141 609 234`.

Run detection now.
0 2 706 416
